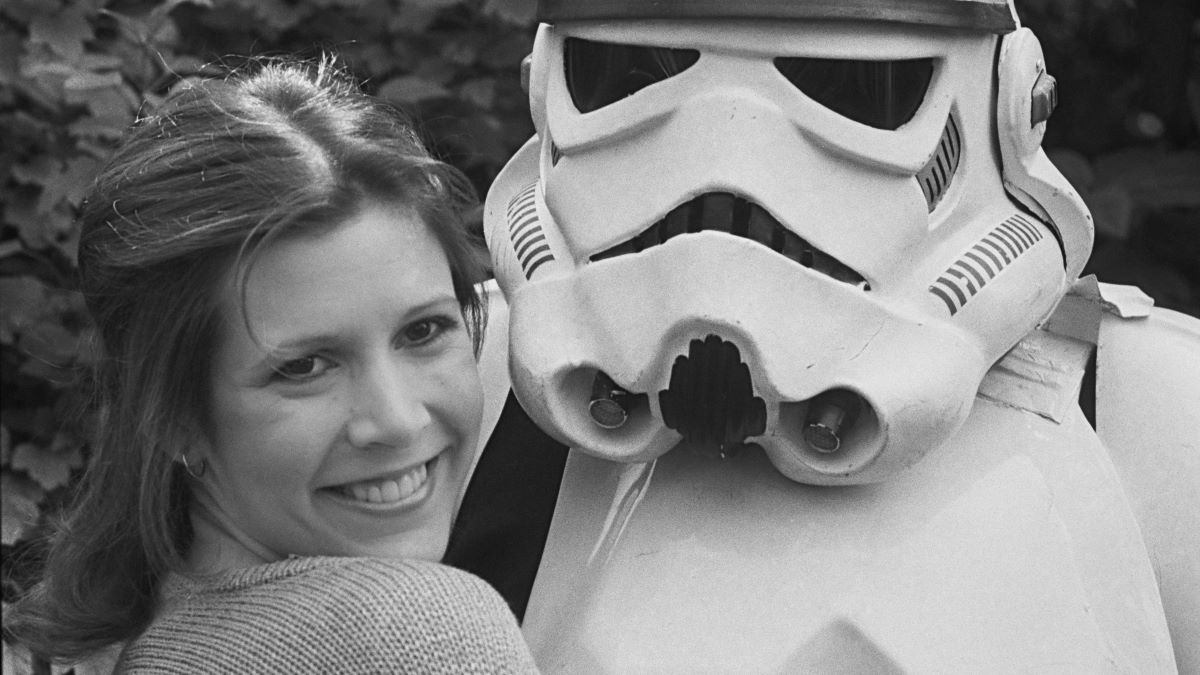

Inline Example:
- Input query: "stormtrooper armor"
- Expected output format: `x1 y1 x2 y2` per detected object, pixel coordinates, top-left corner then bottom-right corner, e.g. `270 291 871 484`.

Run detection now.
482 0 1200 670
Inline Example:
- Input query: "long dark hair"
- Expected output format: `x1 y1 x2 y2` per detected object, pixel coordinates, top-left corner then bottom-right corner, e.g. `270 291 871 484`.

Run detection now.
3 56 485 663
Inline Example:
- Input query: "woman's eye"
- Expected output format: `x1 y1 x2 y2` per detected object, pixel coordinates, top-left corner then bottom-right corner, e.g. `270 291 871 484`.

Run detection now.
274 355 332 381
404 320 438 344
403 316 455 345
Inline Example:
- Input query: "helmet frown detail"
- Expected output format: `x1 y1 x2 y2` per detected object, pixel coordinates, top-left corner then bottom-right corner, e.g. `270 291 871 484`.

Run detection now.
485 11 1092 485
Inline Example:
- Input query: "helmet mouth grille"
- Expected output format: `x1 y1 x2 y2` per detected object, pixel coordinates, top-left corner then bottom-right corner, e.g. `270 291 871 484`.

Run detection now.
590 192 870 290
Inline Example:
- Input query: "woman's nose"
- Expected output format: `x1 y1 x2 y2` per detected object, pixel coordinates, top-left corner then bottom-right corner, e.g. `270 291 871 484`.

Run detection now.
345 362 433 450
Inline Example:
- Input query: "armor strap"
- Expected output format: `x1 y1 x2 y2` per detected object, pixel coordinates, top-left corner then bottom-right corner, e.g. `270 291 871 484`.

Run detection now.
537 0 1017 33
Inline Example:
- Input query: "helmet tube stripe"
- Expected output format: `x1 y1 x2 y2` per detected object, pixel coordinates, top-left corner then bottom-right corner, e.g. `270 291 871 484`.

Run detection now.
537 0 1017 34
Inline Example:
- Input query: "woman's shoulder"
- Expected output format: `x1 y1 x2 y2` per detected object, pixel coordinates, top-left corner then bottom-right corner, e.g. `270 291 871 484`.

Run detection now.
118 557 538 673
193 556 525 630
164 555 500 599
281 556 521 613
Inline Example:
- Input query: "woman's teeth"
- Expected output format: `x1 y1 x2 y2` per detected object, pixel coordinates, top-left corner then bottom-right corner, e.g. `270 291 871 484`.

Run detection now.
341 463 428 504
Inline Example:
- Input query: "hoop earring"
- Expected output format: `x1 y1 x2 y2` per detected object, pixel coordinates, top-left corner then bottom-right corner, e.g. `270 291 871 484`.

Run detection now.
179 454 207 479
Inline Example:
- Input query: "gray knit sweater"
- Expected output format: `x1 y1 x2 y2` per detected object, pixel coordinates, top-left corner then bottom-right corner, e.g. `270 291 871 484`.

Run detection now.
115 556 539 674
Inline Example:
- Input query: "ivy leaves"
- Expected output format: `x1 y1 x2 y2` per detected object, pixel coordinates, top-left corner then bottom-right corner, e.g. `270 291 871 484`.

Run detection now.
3 0 103 520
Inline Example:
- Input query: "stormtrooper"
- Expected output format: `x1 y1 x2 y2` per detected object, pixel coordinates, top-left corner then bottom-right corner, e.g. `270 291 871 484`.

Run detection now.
463 0 1200 670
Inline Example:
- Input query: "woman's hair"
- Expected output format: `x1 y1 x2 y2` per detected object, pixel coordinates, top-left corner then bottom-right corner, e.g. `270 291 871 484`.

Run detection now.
3 55 485 663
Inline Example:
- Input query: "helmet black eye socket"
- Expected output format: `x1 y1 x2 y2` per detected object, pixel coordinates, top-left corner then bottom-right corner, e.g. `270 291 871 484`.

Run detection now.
565 37 700 113
774 57 935 130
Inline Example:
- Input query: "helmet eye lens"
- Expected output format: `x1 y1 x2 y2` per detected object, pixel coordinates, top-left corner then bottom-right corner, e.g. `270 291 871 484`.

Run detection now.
565 37 700 113
774 57 934 130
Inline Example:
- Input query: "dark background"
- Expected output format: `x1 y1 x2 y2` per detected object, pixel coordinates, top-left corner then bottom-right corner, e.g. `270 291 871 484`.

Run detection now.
2 1 1197 670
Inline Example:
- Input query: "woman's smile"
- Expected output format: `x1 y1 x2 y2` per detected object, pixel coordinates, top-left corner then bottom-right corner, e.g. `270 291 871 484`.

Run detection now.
321 455 439 511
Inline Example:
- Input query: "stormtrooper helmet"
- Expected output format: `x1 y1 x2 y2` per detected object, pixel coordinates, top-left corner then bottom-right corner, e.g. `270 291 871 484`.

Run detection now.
485 0 1093 484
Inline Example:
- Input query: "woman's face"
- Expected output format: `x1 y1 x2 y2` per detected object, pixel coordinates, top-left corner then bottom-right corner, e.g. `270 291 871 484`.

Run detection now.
193 201 482 566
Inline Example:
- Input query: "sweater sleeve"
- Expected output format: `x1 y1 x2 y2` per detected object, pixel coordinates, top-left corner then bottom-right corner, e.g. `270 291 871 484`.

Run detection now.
117 557 539 674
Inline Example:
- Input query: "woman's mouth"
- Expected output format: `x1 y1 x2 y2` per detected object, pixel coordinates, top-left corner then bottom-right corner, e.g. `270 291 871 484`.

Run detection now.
331 461 431 506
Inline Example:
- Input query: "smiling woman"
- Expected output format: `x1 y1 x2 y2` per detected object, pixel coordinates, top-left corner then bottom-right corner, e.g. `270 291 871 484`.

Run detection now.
2 57 537 673
194 201 482 569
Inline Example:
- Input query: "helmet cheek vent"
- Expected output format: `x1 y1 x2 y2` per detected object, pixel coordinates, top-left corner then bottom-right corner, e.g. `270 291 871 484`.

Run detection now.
774 57 934 130
916 114 963 212
565 37 700 113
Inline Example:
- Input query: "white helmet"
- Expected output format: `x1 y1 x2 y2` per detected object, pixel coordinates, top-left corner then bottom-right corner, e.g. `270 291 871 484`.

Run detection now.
486 0 1093 484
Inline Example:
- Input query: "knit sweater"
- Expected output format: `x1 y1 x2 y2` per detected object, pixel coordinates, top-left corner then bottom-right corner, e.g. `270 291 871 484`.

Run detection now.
115 556 539 674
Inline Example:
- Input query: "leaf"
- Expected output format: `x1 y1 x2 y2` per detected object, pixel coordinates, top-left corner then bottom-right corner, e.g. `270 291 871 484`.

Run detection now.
78 53 124 71
414 57 457 85
68 116 130 141
218 0 307 33
19 320 83 367
389 4 439 32
0 276 50 342
405 0 461 8
18 354 79 389
33 207 75 250
1 425 11 465
28 5 95 62
165 53 204 76
344 43 395 78
377 75 450 105
36 156 100 213
4 111 52 152
458 77 496 109
1 472 45 546
1094 148 1200 209
5 189 55 249
478 32 533 70
483 0 537 25
10 155 58 186
0 27 20 86
63 70 123 91
75 84 137 127
1 0 46 24
155 0 215 14
16 48 72 105
441 41 477 67
50 431 86 457
11 441 82 491
17 51 77 80
0 408 56 438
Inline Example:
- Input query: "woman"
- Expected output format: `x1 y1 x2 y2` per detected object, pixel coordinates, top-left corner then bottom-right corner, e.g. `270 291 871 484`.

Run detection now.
4 57 537 673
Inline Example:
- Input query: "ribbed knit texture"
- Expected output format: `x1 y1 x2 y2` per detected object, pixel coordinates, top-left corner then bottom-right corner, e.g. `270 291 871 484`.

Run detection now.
115 556 539 674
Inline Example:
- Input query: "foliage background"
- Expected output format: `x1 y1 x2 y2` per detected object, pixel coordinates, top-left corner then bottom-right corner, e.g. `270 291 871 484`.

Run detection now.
1 0 1197 672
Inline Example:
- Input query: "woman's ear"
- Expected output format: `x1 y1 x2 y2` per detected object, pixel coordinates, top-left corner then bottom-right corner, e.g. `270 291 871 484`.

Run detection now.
174 423 213 480
177 452 208 479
